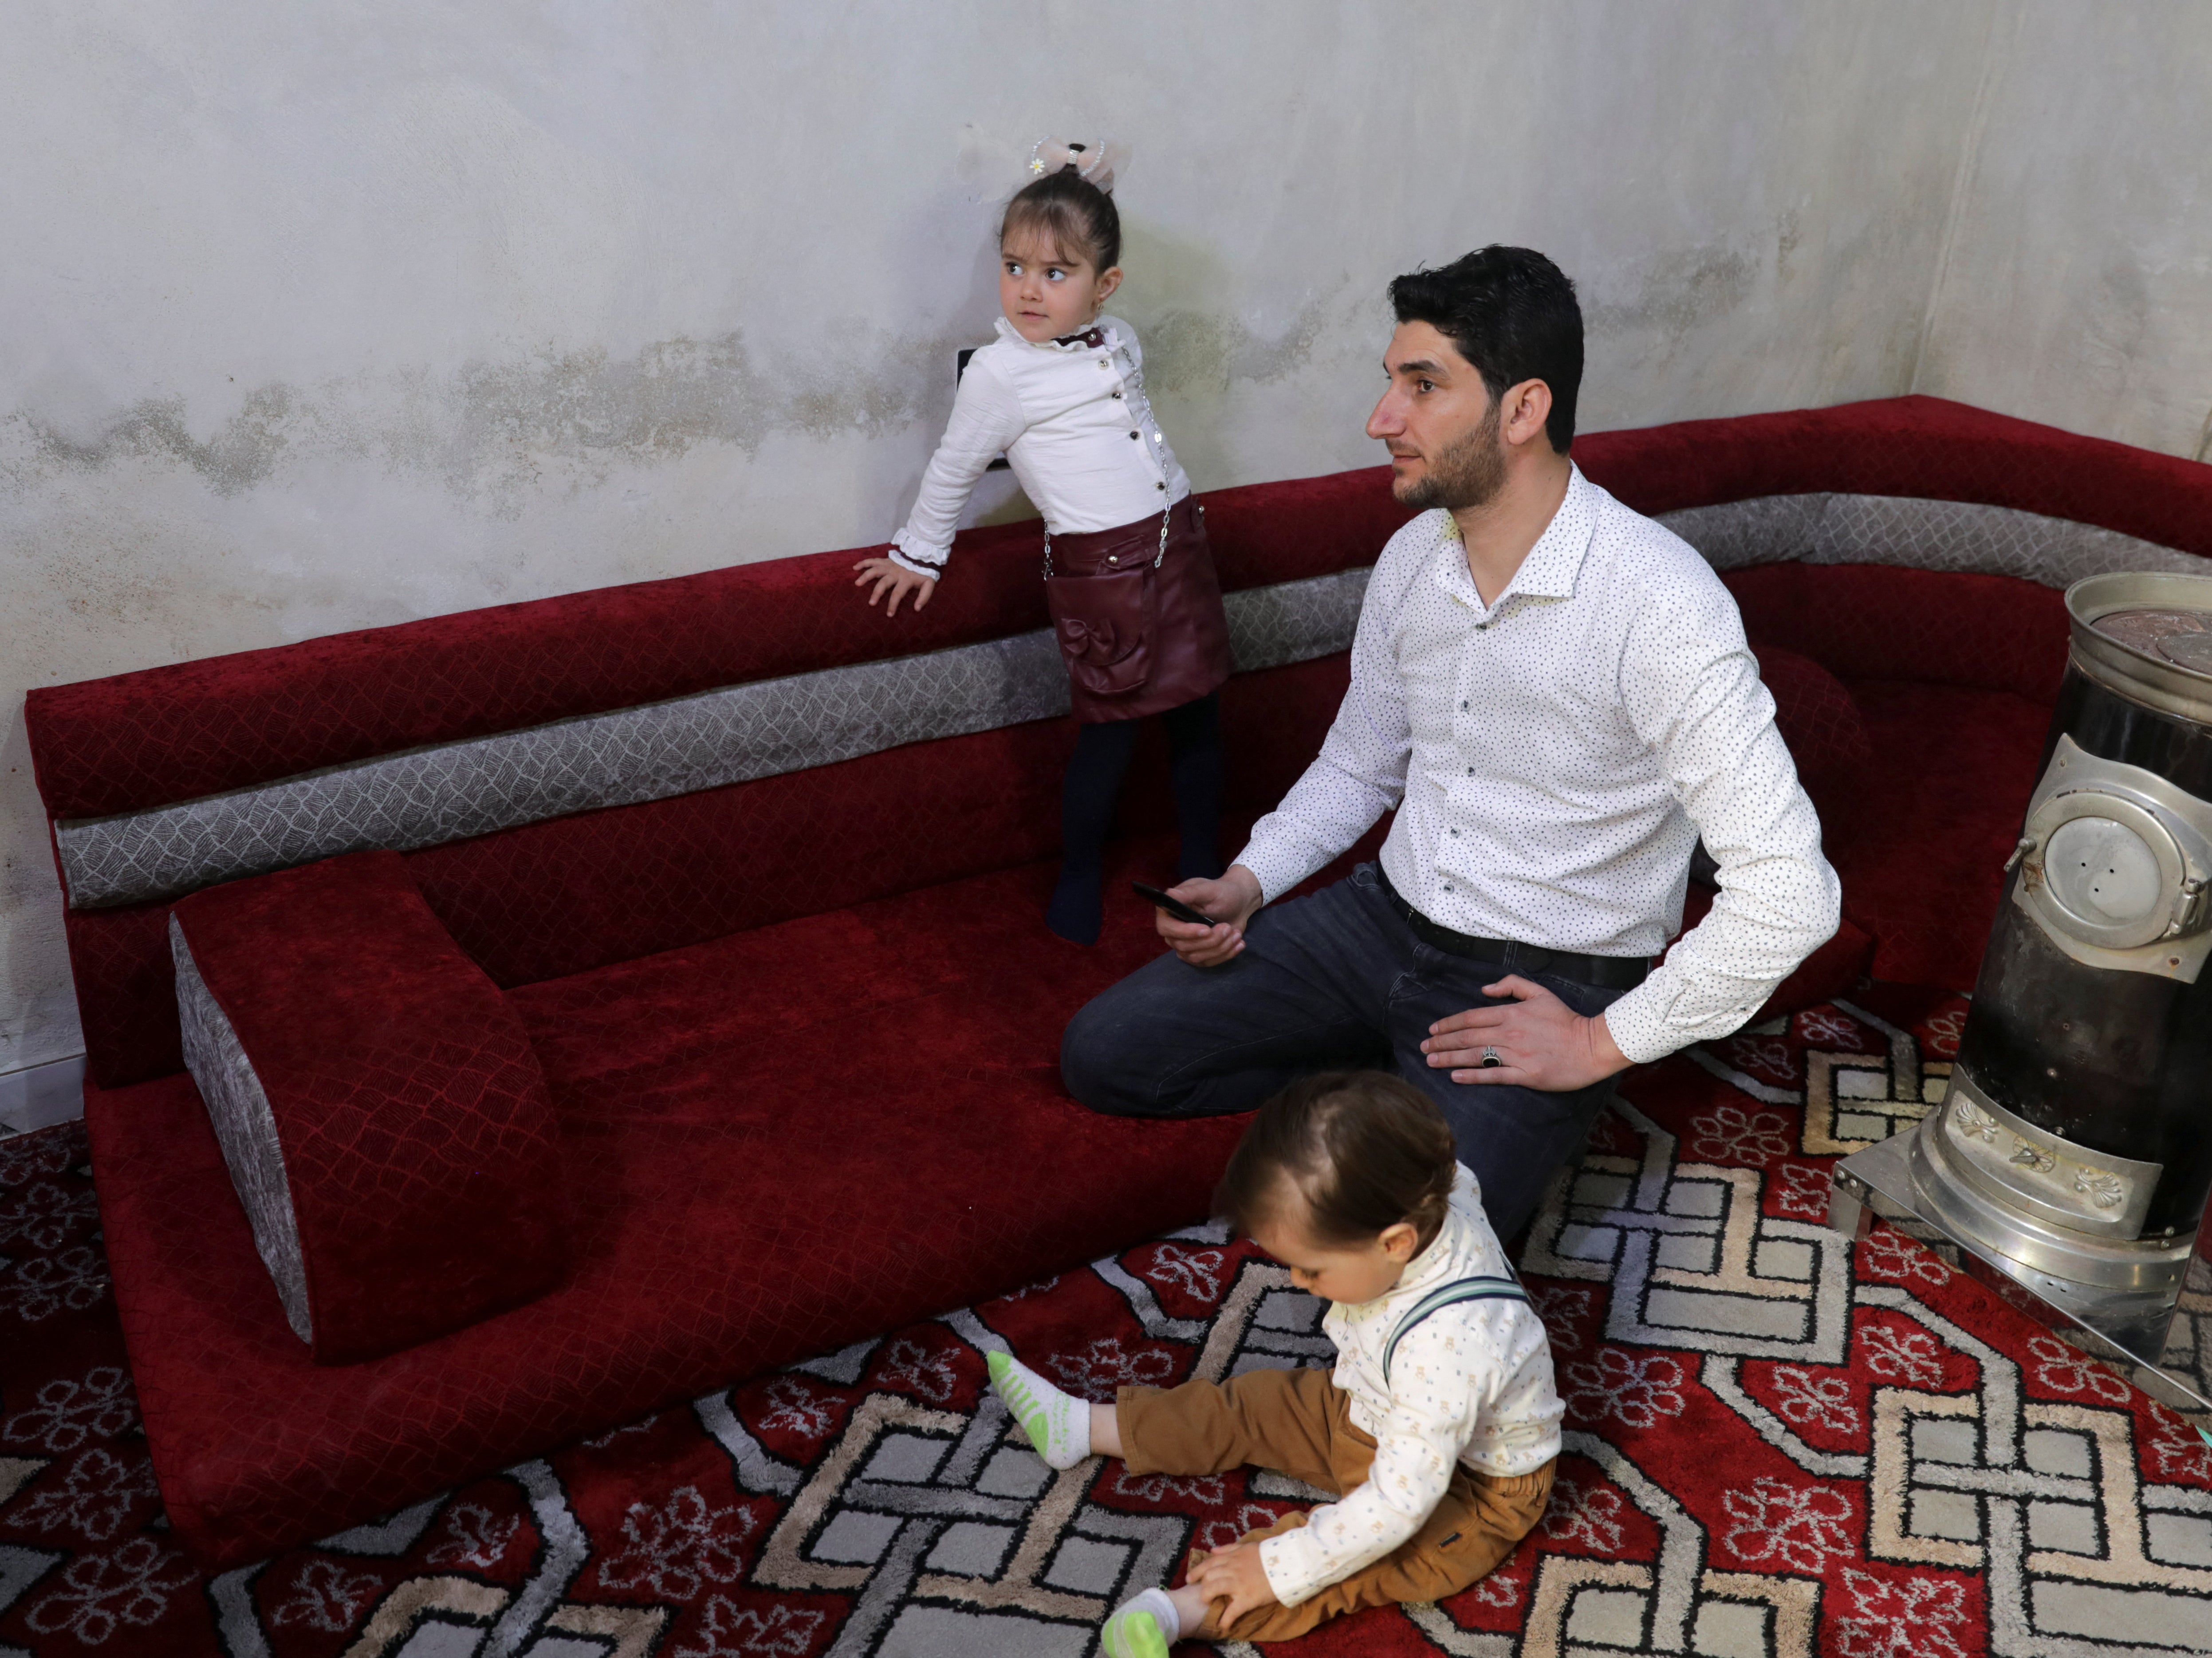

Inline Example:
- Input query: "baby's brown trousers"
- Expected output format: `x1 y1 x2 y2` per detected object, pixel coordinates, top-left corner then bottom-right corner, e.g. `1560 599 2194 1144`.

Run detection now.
1117 1365 1555 1644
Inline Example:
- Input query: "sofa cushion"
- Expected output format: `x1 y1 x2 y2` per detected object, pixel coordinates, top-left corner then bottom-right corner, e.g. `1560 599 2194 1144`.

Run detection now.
1724 560 2071 703
170 849 568 1364
1750 643 1876 826
92 835 1248 1564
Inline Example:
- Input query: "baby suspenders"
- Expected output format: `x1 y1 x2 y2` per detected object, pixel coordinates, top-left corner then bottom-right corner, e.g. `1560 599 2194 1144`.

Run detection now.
1379 1274 1531 1388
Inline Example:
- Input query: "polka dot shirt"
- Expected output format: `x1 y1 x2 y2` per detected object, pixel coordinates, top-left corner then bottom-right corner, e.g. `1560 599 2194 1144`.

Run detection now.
1259 1165 1562 1609
1234 464 1841 1064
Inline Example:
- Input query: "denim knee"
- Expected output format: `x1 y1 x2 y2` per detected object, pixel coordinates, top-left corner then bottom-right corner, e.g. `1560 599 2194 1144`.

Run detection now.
1059 991 1132 1113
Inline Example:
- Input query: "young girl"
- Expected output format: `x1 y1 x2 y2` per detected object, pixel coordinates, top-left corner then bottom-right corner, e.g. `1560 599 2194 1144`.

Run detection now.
987 1071 1562 1653
852 140 1235 943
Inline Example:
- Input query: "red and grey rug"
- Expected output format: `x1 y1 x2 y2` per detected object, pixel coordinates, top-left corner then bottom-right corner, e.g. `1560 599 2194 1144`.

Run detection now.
4 988 2210 1657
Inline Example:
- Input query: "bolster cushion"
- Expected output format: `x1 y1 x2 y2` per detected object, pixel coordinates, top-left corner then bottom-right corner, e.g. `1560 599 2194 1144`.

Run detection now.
169 849 567 1364
1751 643 1876 833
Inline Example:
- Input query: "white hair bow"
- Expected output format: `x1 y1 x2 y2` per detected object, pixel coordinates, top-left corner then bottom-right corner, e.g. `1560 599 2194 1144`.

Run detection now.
1027 138 1119 192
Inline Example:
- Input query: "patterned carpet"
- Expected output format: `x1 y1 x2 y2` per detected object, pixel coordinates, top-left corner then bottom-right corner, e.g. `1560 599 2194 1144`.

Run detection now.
4 987 2212 1657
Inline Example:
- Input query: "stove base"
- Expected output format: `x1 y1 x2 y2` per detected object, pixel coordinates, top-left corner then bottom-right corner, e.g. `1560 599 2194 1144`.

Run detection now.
1832 1125 2212 1419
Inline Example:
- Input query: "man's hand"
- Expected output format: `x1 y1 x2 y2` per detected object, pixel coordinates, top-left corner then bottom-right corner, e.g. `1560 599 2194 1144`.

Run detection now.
1154 865 1264 967
852 556 936 617
1184 1538 1277 1633
1421 974 1631 1089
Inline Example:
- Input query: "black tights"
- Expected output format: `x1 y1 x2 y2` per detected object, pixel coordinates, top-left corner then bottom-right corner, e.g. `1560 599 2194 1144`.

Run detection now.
1046 693 1224 944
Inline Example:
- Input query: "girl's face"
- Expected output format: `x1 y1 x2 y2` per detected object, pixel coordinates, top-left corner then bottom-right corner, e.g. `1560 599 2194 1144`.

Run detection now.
1000 232 1122 343
1248 1183 1421 1305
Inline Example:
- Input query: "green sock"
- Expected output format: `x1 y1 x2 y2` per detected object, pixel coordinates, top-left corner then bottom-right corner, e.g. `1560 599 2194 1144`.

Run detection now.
1102 1589 1179 1658
987 1350 1091 1469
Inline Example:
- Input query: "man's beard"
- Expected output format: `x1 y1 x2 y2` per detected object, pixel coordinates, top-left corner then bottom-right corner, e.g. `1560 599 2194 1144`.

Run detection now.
1393 401 1506 512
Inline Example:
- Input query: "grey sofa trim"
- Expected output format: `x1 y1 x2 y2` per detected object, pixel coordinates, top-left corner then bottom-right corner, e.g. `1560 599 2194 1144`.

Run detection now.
61 495 2209 913
1657 491 2207 585
57 568 1372 911
171 916 312 1343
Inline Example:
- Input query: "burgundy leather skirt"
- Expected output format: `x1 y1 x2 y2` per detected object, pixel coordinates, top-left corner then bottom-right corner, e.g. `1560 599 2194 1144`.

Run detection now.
1043 495 1235 722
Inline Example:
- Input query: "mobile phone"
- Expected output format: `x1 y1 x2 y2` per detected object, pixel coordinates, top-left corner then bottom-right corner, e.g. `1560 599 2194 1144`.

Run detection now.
1131 880 1219 928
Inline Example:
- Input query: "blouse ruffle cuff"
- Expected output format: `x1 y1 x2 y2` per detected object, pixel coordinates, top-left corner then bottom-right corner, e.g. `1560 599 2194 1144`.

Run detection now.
886 536 949 581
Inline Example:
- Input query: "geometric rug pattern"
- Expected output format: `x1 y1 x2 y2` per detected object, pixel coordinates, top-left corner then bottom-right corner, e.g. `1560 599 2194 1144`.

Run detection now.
4 988 2211 1656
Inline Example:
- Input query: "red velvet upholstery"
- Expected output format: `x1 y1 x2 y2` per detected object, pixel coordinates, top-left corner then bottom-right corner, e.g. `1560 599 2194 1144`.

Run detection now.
37 396 2212 1566
23 474 1409 822
1573 394 2212 553
1726 562 2073 704
1749 644 1876 838
172 851 568 1364
91 844 1244 1564
64 653 1353 1089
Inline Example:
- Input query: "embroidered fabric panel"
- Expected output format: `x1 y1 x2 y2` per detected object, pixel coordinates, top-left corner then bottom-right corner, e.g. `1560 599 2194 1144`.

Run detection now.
170 915 313 1343
55 571 1371 911
1661 492 2208 584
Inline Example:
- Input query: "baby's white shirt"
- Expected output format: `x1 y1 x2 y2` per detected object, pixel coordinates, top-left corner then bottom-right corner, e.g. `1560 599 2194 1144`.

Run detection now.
1259 1165 1564 1609
887 314 1191 576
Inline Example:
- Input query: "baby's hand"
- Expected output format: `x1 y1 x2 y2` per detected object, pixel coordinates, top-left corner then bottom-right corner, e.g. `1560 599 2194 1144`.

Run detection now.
1185 1538 1278 1632
852 557 936 618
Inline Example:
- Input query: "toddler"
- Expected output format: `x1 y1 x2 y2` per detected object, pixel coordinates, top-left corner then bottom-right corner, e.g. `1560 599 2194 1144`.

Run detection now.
853 140 1234 943
988 1071 1562 1652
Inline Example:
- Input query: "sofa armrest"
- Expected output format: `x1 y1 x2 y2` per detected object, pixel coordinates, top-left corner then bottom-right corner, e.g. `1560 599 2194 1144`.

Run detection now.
170 849 567 1364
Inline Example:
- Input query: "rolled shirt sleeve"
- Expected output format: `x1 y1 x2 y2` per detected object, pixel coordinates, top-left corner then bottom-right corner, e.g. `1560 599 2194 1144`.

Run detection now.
1599 589 1841 1064
887 357 1027 578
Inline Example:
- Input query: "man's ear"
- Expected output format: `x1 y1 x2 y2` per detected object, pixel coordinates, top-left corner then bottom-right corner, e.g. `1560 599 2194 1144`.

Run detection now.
1379 1220 1421 1262
1500 378 1555 451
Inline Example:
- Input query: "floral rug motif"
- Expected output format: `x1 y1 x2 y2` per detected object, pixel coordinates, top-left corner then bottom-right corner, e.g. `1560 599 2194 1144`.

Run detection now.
4 987 2211 1657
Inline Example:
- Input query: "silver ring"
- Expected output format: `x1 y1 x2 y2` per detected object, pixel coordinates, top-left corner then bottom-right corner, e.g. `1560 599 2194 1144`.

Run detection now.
1480 1045 1503 1069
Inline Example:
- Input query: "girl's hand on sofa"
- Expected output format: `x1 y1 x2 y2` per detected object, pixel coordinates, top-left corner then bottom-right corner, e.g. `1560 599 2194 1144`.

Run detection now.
1157 866 1263 967
852 557 936 617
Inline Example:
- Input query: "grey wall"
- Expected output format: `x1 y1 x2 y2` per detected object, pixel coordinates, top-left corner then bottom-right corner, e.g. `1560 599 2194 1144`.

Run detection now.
2 1 2206 1077
1911 2 2212 459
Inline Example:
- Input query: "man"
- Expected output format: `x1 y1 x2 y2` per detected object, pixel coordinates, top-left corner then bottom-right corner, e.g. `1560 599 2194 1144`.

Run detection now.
1060 246 1839 1238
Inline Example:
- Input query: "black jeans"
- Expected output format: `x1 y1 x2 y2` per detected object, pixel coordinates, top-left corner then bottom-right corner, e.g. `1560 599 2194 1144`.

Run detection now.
1059 863 1628 1239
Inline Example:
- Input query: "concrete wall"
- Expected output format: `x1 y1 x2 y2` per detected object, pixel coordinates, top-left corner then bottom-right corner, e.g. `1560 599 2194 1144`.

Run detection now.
1910 2 2212 458
2 0 2201 1077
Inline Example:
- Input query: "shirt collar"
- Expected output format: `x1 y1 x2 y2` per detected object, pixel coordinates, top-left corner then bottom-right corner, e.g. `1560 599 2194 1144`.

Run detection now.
1430 462 1597 612
993 315 1118 353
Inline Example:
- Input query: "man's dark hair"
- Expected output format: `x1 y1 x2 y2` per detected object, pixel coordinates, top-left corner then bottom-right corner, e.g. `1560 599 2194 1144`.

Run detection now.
1214 1071 1459 1254
1388 246 1583 453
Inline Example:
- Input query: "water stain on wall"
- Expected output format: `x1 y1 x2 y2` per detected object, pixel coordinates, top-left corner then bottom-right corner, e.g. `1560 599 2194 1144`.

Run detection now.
12 385 297 497
1584 242 1759 342
1141 297 1334 398
4 306 1329 519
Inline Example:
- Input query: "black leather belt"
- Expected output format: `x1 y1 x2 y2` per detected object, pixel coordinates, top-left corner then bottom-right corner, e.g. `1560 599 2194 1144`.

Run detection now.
1374 867 1651 991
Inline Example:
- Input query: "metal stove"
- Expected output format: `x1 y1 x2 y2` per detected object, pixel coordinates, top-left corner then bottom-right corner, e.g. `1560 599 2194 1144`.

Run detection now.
1830 571 2212 1417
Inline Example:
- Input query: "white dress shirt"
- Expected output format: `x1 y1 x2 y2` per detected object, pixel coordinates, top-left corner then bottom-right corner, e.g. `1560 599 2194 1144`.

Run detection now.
1260 1164 1562 1608
887 314 1190 578
1235 464 1840 1065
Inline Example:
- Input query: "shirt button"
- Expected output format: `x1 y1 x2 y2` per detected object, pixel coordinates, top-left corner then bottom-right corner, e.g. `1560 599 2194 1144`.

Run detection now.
1129 431 1139 440
1450 828 1459 837
1157 481 1167 491
1112 390 1123 398
1460 700 1469 711
1466 766 1474 774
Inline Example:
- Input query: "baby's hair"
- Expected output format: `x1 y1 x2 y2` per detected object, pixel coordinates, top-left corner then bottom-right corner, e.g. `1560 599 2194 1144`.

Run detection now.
1214 1071 1459 1254
1000 156 1121 275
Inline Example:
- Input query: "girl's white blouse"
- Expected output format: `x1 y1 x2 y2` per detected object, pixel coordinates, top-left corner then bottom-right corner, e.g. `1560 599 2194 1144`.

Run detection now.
887 314 1192 578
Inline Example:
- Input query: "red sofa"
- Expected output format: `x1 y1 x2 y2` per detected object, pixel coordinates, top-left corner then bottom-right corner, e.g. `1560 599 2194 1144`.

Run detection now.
25 396 2212 1566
